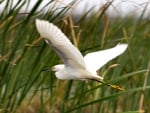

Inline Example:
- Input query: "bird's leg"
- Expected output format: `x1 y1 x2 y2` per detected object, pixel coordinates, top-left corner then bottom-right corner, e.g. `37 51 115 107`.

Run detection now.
90 78 124 91
106 82 124 91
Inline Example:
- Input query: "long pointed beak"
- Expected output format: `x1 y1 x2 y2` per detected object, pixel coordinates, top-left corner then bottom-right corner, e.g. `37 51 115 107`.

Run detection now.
41 67 51 72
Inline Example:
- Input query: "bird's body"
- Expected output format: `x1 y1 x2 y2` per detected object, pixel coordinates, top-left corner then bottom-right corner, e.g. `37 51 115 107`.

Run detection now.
52 64 102 81
35 19 127 90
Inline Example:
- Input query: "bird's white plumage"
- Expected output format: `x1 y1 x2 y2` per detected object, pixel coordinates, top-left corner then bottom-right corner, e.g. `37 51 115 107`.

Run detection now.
35 19 127 82
36 19 86 70
84 44 128 74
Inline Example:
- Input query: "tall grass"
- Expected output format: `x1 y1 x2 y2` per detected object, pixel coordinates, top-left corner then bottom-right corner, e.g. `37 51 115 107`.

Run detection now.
0 0 150 113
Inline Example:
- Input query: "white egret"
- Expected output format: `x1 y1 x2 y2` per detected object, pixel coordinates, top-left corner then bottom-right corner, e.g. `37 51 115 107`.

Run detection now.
35 19 127 91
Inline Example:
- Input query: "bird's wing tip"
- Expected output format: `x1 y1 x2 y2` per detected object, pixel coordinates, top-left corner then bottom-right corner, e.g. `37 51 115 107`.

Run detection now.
116 43 128 49
35 18 40 24
114 43 128 53
35 19 53 28
35 19 48 26
35 19 42 29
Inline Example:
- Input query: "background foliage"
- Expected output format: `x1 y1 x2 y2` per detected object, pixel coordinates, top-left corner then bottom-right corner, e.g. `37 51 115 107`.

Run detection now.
0 0 150 113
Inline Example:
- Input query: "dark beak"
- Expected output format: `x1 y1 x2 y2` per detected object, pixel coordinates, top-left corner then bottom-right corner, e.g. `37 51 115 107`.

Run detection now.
41 67 51 72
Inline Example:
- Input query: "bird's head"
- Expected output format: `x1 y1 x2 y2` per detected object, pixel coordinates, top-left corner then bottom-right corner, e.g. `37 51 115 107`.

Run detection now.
51 64 66 80
51 64 64 72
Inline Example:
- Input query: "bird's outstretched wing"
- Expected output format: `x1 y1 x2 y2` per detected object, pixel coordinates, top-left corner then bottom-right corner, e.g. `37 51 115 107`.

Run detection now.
84 44 128 74
36 19 86 69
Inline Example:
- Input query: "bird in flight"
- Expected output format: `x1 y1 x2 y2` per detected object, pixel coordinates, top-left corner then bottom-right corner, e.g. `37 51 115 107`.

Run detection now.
35 19 127 91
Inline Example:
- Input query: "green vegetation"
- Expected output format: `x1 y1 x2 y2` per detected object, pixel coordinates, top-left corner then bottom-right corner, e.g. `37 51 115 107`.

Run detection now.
0 1 150 113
